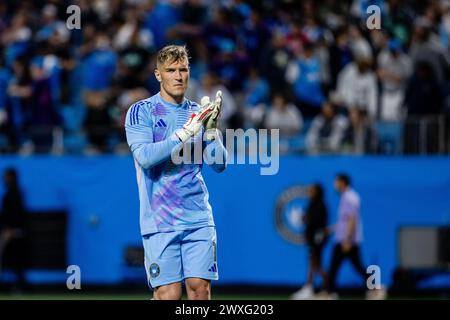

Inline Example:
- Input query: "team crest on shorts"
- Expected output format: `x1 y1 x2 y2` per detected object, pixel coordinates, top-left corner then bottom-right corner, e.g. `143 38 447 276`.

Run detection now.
149 263 160 278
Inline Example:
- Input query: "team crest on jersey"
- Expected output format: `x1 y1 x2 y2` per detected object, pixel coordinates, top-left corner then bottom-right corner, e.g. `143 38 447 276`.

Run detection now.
149 263 160 278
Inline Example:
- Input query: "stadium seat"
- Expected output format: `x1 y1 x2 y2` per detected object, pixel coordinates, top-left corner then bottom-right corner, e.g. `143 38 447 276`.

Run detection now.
376 121 403 154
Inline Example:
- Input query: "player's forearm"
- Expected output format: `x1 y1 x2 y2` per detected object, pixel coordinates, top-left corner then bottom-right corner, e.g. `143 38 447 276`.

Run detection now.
131 133 181 169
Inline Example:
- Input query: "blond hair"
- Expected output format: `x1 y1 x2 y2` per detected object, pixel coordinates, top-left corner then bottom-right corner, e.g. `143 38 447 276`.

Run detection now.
156 45 189 68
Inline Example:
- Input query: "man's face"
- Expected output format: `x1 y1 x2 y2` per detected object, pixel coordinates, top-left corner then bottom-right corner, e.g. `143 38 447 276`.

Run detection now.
349 109 361 125
155 59 189 101
322 103 334 119
334 179 343 193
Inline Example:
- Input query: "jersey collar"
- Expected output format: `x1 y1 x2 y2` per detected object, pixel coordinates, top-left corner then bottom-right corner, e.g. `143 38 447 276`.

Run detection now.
158 92 188 109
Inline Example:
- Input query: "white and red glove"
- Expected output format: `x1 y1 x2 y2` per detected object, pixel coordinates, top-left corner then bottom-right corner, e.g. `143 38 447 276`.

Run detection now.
202 90 222 141
175 101 215 143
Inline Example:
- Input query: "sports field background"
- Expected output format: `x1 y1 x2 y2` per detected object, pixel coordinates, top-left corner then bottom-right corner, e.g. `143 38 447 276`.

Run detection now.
1 0 450 301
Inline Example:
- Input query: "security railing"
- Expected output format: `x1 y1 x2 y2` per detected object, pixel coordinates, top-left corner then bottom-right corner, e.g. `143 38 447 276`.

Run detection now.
0 115 448 155
401 115 448 155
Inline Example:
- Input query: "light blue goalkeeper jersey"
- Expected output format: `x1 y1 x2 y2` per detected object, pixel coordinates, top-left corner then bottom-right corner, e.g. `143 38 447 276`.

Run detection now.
125 92 227 236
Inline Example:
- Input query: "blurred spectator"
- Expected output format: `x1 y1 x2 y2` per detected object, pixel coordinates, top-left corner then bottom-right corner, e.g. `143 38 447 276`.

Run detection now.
195 71 239 130
83 90 112 153
286 41 326 118
113 87 149 152
165 0 206 63
0 58 11 148
291 183 329 300
35 4 69 45
439 0 450 50
318 0 348 30
242 68 269 129
237 10 270 68
348 24 373 62
263 92 303 138
409 17 450 85
0 3 8 35
315 34 332 94
403 61 445 154
328 26 352 90
285 20 308 55
0 168 28 292
81 31 118 91
302 15 324 44
306 101 348 154
336 55 378 119
243 68 270 107
204 7 249 91
377 38 412 121
210 43 249 92
259 31 291 94
0 0 448 155
179 0 207 34
383 0 415 47
1 11 32 68
28 53 61 153
203 6 237 58
113 8 154 51
341 108 377 154
144 0 182 49
404 61 445 116
115 20 153 90
370 29 389 57
7 57 32 152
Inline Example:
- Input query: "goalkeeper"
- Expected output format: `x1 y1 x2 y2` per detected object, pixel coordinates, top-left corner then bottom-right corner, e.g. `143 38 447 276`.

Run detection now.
125 45 227 300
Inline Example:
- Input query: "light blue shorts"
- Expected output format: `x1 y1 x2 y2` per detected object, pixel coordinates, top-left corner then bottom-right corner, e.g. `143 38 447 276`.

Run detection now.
142 226 218 289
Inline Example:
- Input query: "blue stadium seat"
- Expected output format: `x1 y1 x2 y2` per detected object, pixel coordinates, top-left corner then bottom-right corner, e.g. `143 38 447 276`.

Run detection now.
376 121 403 154
63 131 88 154
285 118 313 153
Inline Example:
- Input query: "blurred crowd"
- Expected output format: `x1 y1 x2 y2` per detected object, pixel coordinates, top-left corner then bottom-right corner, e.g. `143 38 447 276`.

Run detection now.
0 0 449 155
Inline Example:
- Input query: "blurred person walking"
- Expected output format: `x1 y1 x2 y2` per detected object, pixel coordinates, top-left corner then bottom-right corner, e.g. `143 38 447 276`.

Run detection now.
0 168 28 292
325 173 367 299
291 184 328 300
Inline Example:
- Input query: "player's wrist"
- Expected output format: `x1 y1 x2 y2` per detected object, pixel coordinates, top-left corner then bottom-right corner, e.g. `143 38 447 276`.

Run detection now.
175 128 191 143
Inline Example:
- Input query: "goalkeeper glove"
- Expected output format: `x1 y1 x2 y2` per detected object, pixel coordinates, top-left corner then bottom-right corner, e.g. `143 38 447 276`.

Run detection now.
175 102 215 143
202 90 222 141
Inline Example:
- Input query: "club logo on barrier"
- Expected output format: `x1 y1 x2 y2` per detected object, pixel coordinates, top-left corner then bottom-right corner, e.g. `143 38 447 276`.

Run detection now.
150 263 160 278
274 186 309 245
